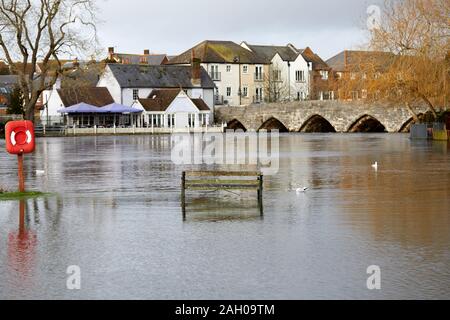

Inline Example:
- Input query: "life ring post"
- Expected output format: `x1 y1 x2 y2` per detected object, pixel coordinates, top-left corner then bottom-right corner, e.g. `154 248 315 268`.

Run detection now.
18 153 25 193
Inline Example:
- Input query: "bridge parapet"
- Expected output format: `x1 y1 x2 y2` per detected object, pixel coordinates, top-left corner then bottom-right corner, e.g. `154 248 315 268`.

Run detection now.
215 101 431 133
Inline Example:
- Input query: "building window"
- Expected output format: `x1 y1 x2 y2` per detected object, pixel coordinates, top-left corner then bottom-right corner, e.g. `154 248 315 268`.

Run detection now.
226 65 231 72
133 89 139 101
272 69 282 81
320 91 333 100
226 87 232 97
255 87 263 103
297 91 306 101
295 70 305 82
152 114 163 128
320 70 329 80
188 114 196 128
361 89 368 99
351 91 359 100
242 65 248 74
242 86 248 97
210 65 220 81
168 114 176 128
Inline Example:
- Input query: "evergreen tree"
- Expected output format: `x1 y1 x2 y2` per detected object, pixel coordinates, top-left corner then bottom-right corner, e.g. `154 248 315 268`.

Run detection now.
6 87 24 116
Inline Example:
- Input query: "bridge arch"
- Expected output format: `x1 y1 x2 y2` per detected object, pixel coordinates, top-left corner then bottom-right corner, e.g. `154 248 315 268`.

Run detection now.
258 117 289 132
300 115 337 133
348 115 387 133
227 119 247 132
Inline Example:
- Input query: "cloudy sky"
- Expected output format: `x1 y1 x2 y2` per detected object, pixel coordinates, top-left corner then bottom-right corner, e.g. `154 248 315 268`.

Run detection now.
97 0 384 60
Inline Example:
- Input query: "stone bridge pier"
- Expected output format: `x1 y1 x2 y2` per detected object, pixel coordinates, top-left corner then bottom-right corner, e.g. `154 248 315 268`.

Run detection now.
214 101 432 133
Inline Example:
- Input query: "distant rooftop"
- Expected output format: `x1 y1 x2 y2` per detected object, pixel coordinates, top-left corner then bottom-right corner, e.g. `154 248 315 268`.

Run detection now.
167 40 267 65
326 50 396 72
108 47 169 65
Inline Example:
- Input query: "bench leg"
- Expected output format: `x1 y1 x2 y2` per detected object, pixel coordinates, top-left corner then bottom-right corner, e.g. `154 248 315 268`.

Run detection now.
258 174 264 217
181 172 187 220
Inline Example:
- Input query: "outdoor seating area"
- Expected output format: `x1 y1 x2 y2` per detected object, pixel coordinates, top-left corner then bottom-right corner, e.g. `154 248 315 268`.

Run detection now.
58 102 143 128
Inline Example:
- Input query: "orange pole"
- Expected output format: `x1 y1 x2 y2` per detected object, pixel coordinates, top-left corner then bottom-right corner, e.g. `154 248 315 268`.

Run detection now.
18 153 25 193
19 200 25 236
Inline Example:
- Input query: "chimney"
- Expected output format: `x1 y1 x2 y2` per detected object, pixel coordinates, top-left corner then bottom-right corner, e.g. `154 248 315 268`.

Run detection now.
108 47 115 60
344 50 348 70
191 50 201 87
144 49 150 55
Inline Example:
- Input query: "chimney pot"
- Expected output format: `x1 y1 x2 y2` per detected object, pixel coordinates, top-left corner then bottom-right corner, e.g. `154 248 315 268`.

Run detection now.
191 50 201 87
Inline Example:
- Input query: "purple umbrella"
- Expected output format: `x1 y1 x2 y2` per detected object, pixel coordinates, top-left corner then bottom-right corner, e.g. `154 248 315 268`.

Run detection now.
100 103 142 114
58 102 107 114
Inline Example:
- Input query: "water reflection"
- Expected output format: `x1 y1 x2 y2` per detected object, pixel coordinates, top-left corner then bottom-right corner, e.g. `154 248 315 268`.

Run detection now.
182 196 264 222
7 200 38 288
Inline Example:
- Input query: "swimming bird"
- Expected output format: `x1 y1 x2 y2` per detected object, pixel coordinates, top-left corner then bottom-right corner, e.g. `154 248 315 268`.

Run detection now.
296 187 309 194
35 170 46 176
372 162 378 171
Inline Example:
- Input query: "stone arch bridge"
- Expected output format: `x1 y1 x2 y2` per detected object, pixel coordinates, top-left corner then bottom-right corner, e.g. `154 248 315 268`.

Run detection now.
215 101 431 133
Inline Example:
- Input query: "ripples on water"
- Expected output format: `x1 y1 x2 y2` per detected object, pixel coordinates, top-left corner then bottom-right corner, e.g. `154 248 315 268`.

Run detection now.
0 134 449 299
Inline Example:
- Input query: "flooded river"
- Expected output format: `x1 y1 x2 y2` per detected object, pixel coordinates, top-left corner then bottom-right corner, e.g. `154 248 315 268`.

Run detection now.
0 134 449 299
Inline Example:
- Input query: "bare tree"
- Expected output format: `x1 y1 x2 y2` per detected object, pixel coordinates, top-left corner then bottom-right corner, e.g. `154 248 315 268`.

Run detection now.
0 0 98 122
263 63 293 103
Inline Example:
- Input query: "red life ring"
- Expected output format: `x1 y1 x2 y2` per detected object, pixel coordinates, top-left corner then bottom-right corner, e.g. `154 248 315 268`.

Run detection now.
5 121 35 155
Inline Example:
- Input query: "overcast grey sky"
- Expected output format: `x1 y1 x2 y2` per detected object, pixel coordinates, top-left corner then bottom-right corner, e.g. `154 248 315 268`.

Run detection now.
97 0 384 60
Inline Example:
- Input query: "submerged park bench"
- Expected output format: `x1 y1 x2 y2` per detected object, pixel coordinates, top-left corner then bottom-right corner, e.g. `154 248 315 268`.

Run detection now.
181 171 264 218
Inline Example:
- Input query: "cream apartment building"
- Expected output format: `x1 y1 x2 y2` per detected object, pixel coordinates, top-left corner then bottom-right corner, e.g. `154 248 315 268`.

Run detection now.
167 40 270 106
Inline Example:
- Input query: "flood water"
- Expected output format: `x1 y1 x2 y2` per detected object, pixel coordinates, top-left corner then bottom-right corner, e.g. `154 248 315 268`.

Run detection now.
0 134 449 300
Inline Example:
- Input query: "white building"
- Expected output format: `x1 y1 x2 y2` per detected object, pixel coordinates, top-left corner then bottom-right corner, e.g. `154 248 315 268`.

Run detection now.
241 43 332 101
97 63 216 109
133 89 212 129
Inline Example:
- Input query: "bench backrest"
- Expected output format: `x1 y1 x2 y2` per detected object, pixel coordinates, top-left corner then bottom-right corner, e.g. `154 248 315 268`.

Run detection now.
182 171 263 191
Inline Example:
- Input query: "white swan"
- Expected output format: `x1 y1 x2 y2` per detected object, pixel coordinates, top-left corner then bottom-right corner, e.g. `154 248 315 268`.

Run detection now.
296 187 309 194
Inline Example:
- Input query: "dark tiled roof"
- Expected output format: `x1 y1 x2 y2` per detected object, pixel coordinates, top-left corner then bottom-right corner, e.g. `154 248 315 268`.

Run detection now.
167 40 267 64
57 87 114 107
139 89 181 112
245 44 300 62
62 62 105 87
326 50 396 72
191 98 210 111
139 89 211 112
112 53 168 65
301 48 329 71
107 64 216 89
